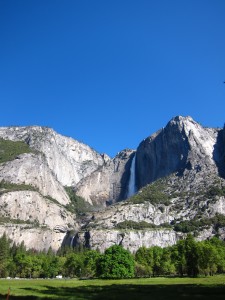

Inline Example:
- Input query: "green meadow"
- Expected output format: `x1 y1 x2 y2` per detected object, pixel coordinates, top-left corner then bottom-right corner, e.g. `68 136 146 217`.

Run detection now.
0 276 225 300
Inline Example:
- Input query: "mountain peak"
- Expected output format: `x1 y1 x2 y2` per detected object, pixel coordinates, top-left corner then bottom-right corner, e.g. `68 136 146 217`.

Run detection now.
172 115 194 122
169 115 197 128
1 117 225 252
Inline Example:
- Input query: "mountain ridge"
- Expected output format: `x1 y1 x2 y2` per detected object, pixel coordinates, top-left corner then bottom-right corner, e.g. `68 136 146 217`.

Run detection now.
0 115 225 252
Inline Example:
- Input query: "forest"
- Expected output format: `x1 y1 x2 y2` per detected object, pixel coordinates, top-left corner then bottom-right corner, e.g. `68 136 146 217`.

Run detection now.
0 233 225 279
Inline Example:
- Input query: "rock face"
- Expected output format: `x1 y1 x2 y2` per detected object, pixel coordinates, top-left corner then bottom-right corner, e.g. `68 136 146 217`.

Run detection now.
0 126 105 251
0 189 77 251
0 153 70 205
215 124 225 178
0 126 135 250
69 178 225 252
72 116 225 252
75 149 135 206
0 225 68 252
0 116 225 252
71 229 180 253
136 116 219 189
0 191 75 229
0 126 135 206
0 126 107 186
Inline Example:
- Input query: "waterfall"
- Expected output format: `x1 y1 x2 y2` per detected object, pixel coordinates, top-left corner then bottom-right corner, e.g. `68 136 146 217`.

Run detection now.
70 235 75 248
127 154 136 198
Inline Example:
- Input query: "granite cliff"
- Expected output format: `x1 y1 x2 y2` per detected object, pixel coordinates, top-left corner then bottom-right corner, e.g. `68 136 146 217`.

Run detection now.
75 149 135 206
0 126 108 251
68 116 225 252
0 126 107 186
0 116 225 252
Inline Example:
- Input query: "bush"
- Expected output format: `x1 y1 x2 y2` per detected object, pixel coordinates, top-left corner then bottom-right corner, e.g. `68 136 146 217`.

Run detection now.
64 186 93 214
116 220 157 230
206 186 225 198
128 180 170 206
0 180 37 195
173 214 225 233
0 138 32 163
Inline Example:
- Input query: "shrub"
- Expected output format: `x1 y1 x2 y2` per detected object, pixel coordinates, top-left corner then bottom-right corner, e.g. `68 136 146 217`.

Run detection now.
116 220 157 230
64 186 93 214
128 180 170 206
173 214 225 233
0 138 32 163
206 186 225 198
0 180 37 195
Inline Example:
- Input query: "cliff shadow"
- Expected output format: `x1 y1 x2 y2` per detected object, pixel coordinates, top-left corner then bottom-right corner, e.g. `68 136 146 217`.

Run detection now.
135 126 191 189
213 128 225 179
118 152 136 201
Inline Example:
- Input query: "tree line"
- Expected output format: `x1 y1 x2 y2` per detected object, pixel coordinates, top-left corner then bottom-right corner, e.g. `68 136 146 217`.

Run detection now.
0 233 225 279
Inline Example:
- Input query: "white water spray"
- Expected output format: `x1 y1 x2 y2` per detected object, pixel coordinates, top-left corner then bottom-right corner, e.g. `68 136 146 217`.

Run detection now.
70 235 75 248
127 154 137 198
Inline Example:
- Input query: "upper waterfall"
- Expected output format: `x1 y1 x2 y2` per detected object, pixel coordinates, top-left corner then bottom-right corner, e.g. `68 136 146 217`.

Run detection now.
127 153 137 198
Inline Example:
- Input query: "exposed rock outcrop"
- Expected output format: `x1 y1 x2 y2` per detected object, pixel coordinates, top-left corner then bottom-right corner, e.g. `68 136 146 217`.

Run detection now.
0 126 107 186
72 180 225 252
72 116 225 252
0 189 77 251
0 153 70 205
75 149 135 206
71 229 180 253
0 191 75 229
0 225 68 252
136 116 219 189
1 116 225 252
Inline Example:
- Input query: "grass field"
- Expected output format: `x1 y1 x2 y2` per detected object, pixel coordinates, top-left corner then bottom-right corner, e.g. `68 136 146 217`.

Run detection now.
0 276 225 300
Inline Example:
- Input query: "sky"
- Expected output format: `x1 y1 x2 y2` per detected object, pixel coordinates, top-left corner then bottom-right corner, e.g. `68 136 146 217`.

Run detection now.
0 0 225 157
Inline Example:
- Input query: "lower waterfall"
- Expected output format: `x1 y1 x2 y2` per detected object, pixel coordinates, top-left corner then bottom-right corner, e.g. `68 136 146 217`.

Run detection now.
70 235 75 248
127 153 137 198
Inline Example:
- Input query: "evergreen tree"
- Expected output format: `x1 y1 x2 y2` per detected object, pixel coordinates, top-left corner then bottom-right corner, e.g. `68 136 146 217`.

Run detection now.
151 246 163 276
0 233 11 277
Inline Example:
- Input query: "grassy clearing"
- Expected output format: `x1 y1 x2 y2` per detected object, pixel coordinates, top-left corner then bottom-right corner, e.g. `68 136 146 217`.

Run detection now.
0 276 225 300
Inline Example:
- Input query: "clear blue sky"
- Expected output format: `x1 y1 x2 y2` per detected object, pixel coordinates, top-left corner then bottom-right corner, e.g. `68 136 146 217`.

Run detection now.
0 0 225 157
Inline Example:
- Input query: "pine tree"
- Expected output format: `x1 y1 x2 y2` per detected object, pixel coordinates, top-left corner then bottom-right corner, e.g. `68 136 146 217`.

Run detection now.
0 233 11 277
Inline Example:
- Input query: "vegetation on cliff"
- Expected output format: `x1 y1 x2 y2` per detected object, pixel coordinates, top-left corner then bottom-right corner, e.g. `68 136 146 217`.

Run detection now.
64 186 94 215
127 179 170 205
0 180 37 195
173 213 225 234
0 138 32 163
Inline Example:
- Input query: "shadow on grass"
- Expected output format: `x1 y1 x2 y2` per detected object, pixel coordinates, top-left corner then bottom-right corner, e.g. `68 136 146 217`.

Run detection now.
1 284 225 300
